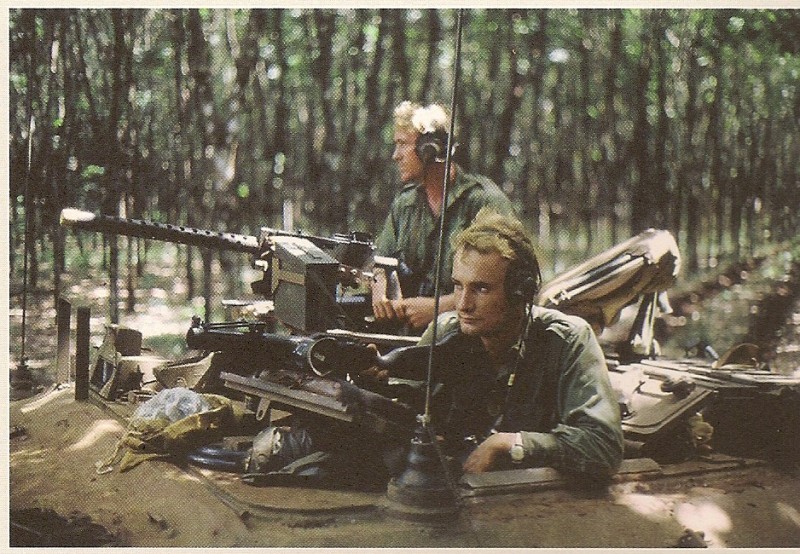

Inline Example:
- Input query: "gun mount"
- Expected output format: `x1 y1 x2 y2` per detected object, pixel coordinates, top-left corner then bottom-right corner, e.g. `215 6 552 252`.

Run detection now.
49 212 800 531
61 208 398 332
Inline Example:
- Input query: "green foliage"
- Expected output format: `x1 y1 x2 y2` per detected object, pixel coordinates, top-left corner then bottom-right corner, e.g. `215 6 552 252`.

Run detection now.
81 165 105 179
7 8 800 284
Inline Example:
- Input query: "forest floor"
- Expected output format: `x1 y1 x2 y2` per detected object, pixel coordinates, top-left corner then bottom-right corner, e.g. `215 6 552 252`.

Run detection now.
660 242 800 375
7 238 800 547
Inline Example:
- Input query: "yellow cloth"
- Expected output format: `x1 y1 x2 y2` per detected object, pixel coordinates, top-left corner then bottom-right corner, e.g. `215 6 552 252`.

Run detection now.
97 393 248 473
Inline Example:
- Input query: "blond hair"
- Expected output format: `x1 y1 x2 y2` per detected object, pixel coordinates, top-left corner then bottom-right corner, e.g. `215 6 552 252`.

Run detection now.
453 208 541 302
394 101 450 135
452 208 534 262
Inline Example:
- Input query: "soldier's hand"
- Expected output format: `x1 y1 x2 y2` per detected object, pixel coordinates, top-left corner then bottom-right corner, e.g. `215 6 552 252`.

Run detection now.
395 293 455 329
358 344 389 384
395 297 436 329
373 299 406 321
357 344 390 385
371 269 404 321
463 432 515 474
359 366 390 385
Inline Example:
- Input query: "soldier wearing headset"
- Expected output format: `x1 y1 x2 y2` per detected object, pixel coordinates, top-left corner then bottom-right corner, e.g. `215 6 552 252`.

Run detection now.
371 101 515 332
416 210 623 477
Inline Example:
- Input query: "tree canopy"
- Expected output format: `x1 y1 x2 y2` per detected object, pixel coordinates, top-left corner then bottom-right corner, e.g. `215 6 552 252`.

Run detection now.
9 8 800 318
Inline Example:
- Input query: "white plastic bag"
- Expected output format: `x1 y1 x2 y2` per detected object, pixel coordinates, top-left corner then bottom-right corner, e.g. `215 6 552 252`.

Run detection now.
132 387 211 423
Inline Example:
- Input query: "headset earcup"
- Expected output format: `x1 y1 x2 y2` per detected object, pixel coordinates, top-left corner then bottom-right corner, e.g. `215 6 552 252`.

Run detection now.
520 276 537 302
415 131 446 165
417 141 438 165
505 261 539 305
508 275 524 302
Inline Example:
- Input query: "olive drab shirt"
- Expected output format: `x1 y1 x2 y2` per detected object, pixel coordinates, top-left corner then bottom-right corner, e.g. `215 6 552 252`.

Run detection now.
374 170 515 297
418 306 624 477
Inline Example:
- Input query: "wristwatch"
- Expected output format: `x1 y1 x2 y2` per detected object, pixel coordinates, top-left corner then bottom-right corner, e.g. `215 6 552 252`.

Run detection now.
510 432 525 463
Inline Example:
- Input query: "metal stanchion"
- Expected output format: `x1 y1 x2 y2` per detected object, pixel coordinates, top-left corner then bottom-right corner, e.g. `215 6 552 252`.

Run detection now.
75 306 91 401
57 297 72 384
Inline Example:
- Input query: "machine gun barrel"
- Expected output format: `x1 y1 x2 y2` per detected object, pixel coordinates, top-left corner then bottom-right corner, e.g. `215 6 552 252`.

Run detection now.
60 208 261 254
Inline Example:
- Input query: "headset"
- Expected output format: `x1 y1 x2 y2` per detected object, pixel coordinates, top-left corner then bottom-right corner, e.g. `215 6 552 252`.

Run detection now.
499 233 542 307
415 129 450 165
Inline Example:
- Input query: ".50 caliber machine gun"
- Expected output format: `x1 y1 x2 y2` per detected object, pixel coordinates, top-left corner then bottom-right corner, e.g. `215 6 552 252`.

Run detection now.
60 208 398 333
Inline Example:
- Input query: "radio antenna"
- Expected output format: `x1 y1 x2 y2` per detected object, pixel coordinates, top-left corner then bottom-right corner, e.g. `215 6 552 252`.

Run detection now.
386 9 466 522
423 7 465 424
11 59 37 399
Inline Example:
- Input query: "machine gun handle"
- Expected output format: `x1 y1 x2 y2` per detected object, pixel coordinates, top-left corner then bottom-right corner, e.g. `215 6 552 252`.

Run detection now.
374 345 429 381
302 337 377 377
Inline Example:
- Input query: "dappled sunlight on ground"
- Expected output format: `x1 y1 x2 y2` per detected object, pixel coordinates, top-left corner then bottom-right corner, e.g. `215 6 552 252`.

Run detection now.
778 502 800 529
19 385 73 414
674 500 732 547
195 467 240 485
161 466 203 484
123 307 199 337
66 419 125 452
612 484 687 522
9 305 57 319
149 288 169 300
67 280 113 300
612 484 733 547
611 477 800 548
10 449 50 465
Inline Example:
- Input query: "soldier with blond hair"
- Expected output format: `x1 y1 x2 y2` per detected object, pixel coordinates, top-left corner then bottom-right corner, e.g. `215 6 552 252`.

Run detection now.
372 101 515 332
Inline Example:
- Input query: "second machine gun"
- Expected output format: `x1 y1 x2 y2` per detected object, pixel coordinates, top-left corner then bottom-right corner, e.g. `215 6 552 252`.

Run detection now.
60 208 399 334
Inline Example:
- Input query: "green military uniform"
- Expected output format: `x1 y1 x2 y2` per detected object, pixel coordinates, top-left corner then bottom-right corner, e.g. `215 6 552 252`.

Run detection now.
375 170 515 297
418 306 624 477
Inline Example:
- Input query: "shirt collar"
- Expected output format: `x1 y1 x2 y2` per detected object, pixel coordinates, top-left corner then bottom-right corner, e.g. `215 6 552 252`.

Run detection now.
407 167 475 211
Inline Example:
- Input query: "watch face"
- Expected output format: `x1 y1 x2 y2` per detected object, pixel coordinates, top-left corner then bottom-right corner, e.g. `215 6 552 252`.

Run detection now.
510 444 525 462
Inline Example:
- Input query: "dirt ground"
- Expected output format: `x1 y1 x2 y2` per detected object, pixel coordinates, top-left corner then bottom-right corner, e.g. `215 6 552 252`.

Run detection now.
9 384 800 548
